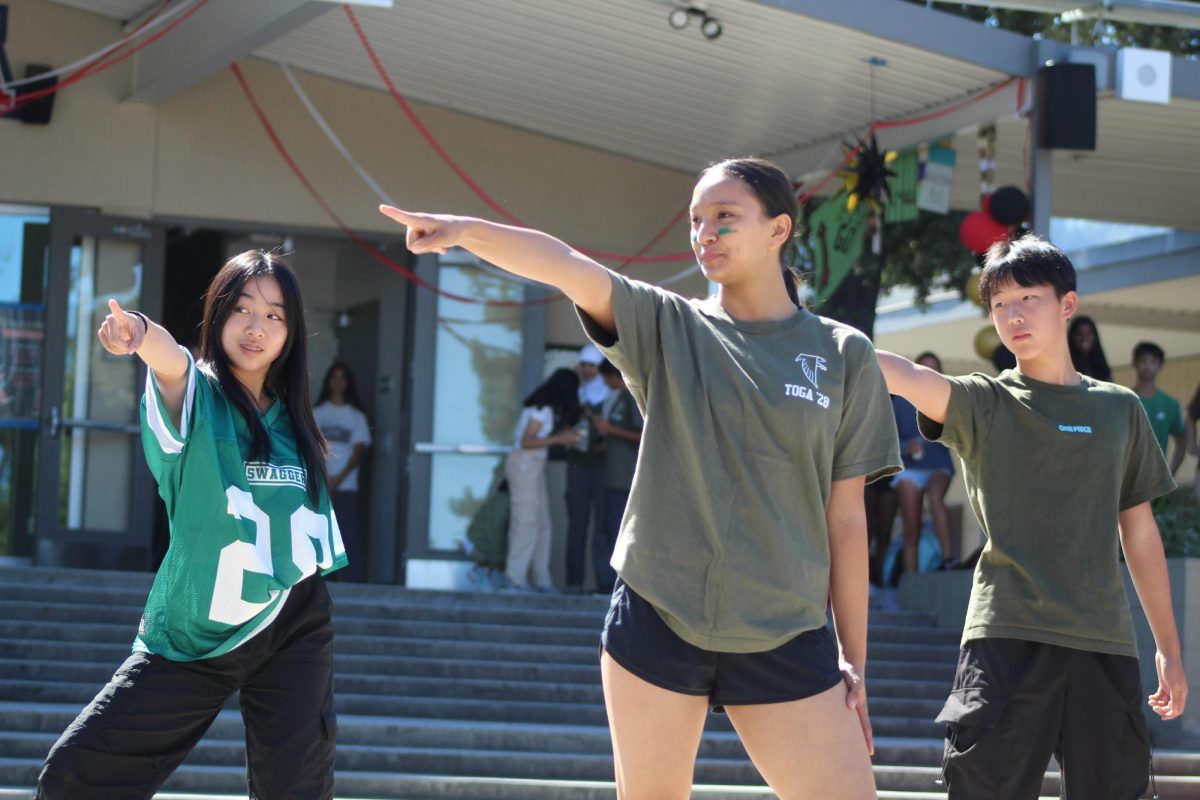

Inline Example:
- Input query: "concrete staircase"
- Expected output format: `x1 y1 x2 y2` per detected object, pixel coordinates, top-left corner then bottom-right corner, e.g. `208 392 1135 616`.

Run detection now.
0 567 1195 799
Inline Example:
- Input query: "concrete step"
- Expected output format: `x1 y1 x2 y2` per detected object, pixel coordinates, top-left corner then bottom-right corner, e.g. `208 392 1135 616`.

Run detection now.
0 658 952 702
0 646 957 685
0 606 962 654
0 704 953 767
0 752 1019 796
0 631 964 679
0 778 1051 800
0 683 947 738
0 587 942 632
0 567 938 626
22 754 1199 798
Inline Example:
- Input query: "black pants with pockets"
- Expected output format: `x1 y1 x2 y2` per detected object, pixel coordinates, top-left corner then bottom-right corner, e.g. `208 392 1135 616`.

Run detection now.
939 637 1151 800
37 575 336 800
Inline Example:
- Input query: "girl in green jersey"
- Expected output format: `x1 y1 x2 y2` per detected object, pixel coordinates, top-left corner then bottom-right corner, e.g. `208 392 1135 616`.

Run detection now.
380 159 899 800
38 251 345 799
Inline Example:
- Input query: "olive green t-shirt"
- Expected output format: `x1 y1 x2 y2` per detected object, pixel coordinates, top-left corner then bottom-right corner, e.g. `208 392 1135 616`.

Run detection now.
578 272 901 652
603 390 642 491
918 371 1176 657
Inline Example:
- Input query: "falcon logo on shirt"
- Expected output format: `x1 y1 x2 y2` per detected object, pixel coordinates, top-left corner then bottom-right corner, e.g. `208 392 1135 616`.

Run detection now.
795 354 827 389
785 354 831 409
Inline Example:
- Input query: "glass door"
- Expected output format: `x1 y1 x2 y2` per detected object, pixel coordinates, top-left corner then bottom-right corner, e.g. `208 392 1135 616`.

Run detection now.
35 209 164 570
0 205 50 561
421 255 526 554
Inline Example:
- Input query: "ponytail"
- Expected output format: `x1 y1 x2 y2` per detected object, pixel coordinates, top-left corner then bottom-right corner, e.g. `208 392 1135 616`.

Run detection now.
782 267 800 308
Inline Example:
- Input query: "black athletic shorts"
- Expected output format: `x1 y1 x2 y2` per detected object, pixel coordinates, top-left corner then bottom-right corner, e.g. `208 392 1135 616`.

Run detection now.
937 637 1151 800
600 578 843 712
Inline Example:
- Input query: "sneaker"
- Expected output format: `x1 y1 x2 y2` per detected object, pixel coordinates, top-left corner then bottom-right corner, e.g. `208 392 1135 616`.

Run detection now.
881 588 900 612
500 583 538 594
466 564 494 593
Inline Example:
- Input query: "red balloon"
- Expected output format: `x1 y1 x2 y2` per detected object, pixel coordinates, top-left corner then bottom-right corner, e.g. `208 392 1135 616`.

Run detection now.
959 211 1009 254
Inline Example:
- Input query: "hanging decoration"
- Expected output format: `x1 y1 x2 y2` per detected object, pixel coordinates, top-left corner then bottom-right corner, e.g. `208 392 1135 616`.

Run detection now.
884 148 920 224
807 190 870 304
916 141 956 214
959 211 1009 254
977 123 997 204
989 185 1030 226
839 134 897 214
956 126 1026 257
965 273 985 308
973 325 1003 361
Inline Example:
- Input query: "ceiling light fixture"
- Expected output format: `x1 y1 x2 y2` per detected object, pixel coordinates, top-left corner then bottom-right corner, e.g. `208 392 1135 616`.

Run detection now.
667 6 723 41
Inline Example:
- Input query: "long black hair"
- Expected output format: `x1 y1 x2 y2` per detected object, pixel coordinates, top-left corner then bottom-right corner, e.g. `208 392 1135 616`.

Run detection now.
524 368 581 426
701 157 801 307
197 251 328 504
317 361 366 412
1068 315 1112 382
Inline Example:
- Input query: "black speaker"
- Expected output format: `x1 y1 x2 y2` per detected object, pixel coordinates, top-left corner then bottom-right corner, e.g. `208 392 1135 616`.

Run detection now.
1036 63 1096 150
14 64 56 125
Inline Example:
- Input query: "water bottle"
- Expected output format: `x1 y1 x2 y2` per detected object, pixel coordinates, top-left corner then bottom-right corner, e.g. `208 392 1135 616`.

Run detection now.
572 417 590 452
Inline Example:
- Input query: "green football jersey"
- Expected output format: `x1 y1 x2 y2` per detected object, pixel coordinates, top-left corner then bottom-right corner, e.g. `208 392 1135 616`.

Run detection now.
137 348 346 661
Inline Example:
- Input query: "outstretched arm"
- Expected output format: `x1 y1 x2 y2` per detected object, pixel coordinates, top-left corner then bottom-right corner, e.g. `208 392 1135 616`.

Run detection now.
876 350 952 425
827 474 874 755
1120 501 1188 720
97 299 189 428
380 207 615 336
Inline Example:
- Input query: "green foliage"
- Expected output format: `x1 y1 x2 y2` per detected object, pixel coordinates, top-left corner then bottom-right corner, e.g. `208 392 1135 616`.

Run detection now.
1154 489 1200 559
798 206 976 336
878 211 976 304
907 2 1200 57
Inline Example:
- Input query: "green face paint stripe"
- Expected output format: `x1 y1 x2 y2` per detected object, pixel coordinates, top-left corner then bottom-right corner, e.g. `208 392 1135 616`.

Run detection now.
717 227 736 235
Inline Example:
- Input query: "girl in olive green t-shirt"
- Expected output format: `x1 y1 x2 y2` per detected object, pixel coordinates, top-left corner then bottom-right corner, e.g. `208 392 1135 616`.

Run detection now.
380 158 900 800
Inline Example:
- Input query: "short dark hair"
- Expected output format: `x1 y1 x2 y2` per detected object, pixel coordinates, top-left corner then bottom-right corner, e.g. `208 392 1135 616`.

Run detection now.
1133 341 1165 363
598 359 620 377
914 351 943 372
978 235 1076 310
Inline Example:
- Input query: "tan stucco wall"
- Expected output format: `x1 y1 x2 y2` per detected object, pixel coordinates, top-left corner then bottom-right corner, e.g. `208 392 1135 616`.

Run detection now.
0 0 703 347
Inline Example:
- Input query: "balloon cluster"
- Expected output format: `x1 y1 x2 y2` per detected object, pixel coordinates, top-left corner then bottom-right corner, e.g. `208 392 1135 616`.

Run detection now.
958 185 1028 254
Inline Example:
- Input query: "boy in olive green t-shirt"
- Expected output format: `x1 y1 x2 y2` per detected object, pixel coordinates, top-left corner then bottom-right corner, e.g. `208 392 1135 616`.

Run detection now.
877 236 1187 800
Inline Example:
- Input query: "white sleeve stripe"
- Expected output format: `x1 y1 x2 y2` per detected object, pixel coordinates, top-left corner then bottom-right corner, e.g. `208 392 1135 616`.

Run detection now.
144 346 196 456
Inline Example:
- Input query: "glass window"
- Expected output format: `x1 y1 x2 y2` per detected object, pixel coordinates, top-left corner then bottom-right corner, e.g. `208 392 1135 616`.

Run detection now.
426 254 525 552
0 206 50 557
55 236 143 531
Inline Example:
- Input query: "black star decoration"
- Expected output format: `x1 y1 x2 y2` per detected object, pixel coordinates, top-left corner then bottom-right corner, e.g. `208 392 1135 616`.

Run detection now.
839 134 897 213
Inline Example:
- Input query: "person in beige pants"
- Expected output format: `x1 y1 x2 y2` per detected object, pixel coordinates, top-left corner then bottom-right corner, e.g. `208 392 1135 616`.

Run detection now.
503 368 581 592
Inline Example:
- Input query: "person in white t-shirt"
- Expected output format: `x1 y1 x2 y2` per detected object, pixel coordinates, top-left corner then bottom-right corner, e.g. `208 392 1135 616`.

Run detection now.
314 362 372 582
503 368 581 592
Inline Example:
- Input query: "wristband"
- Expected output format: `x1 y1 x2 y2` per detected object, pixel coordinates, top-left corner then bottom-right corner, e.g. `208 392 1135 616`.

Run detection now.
128 310 150 336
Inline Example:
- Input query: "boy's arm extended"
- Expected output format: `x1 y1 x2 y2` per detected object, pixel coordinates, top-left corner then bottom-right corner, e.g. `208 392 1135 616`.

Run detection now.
875 350 952 424
1120 501 1188 720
